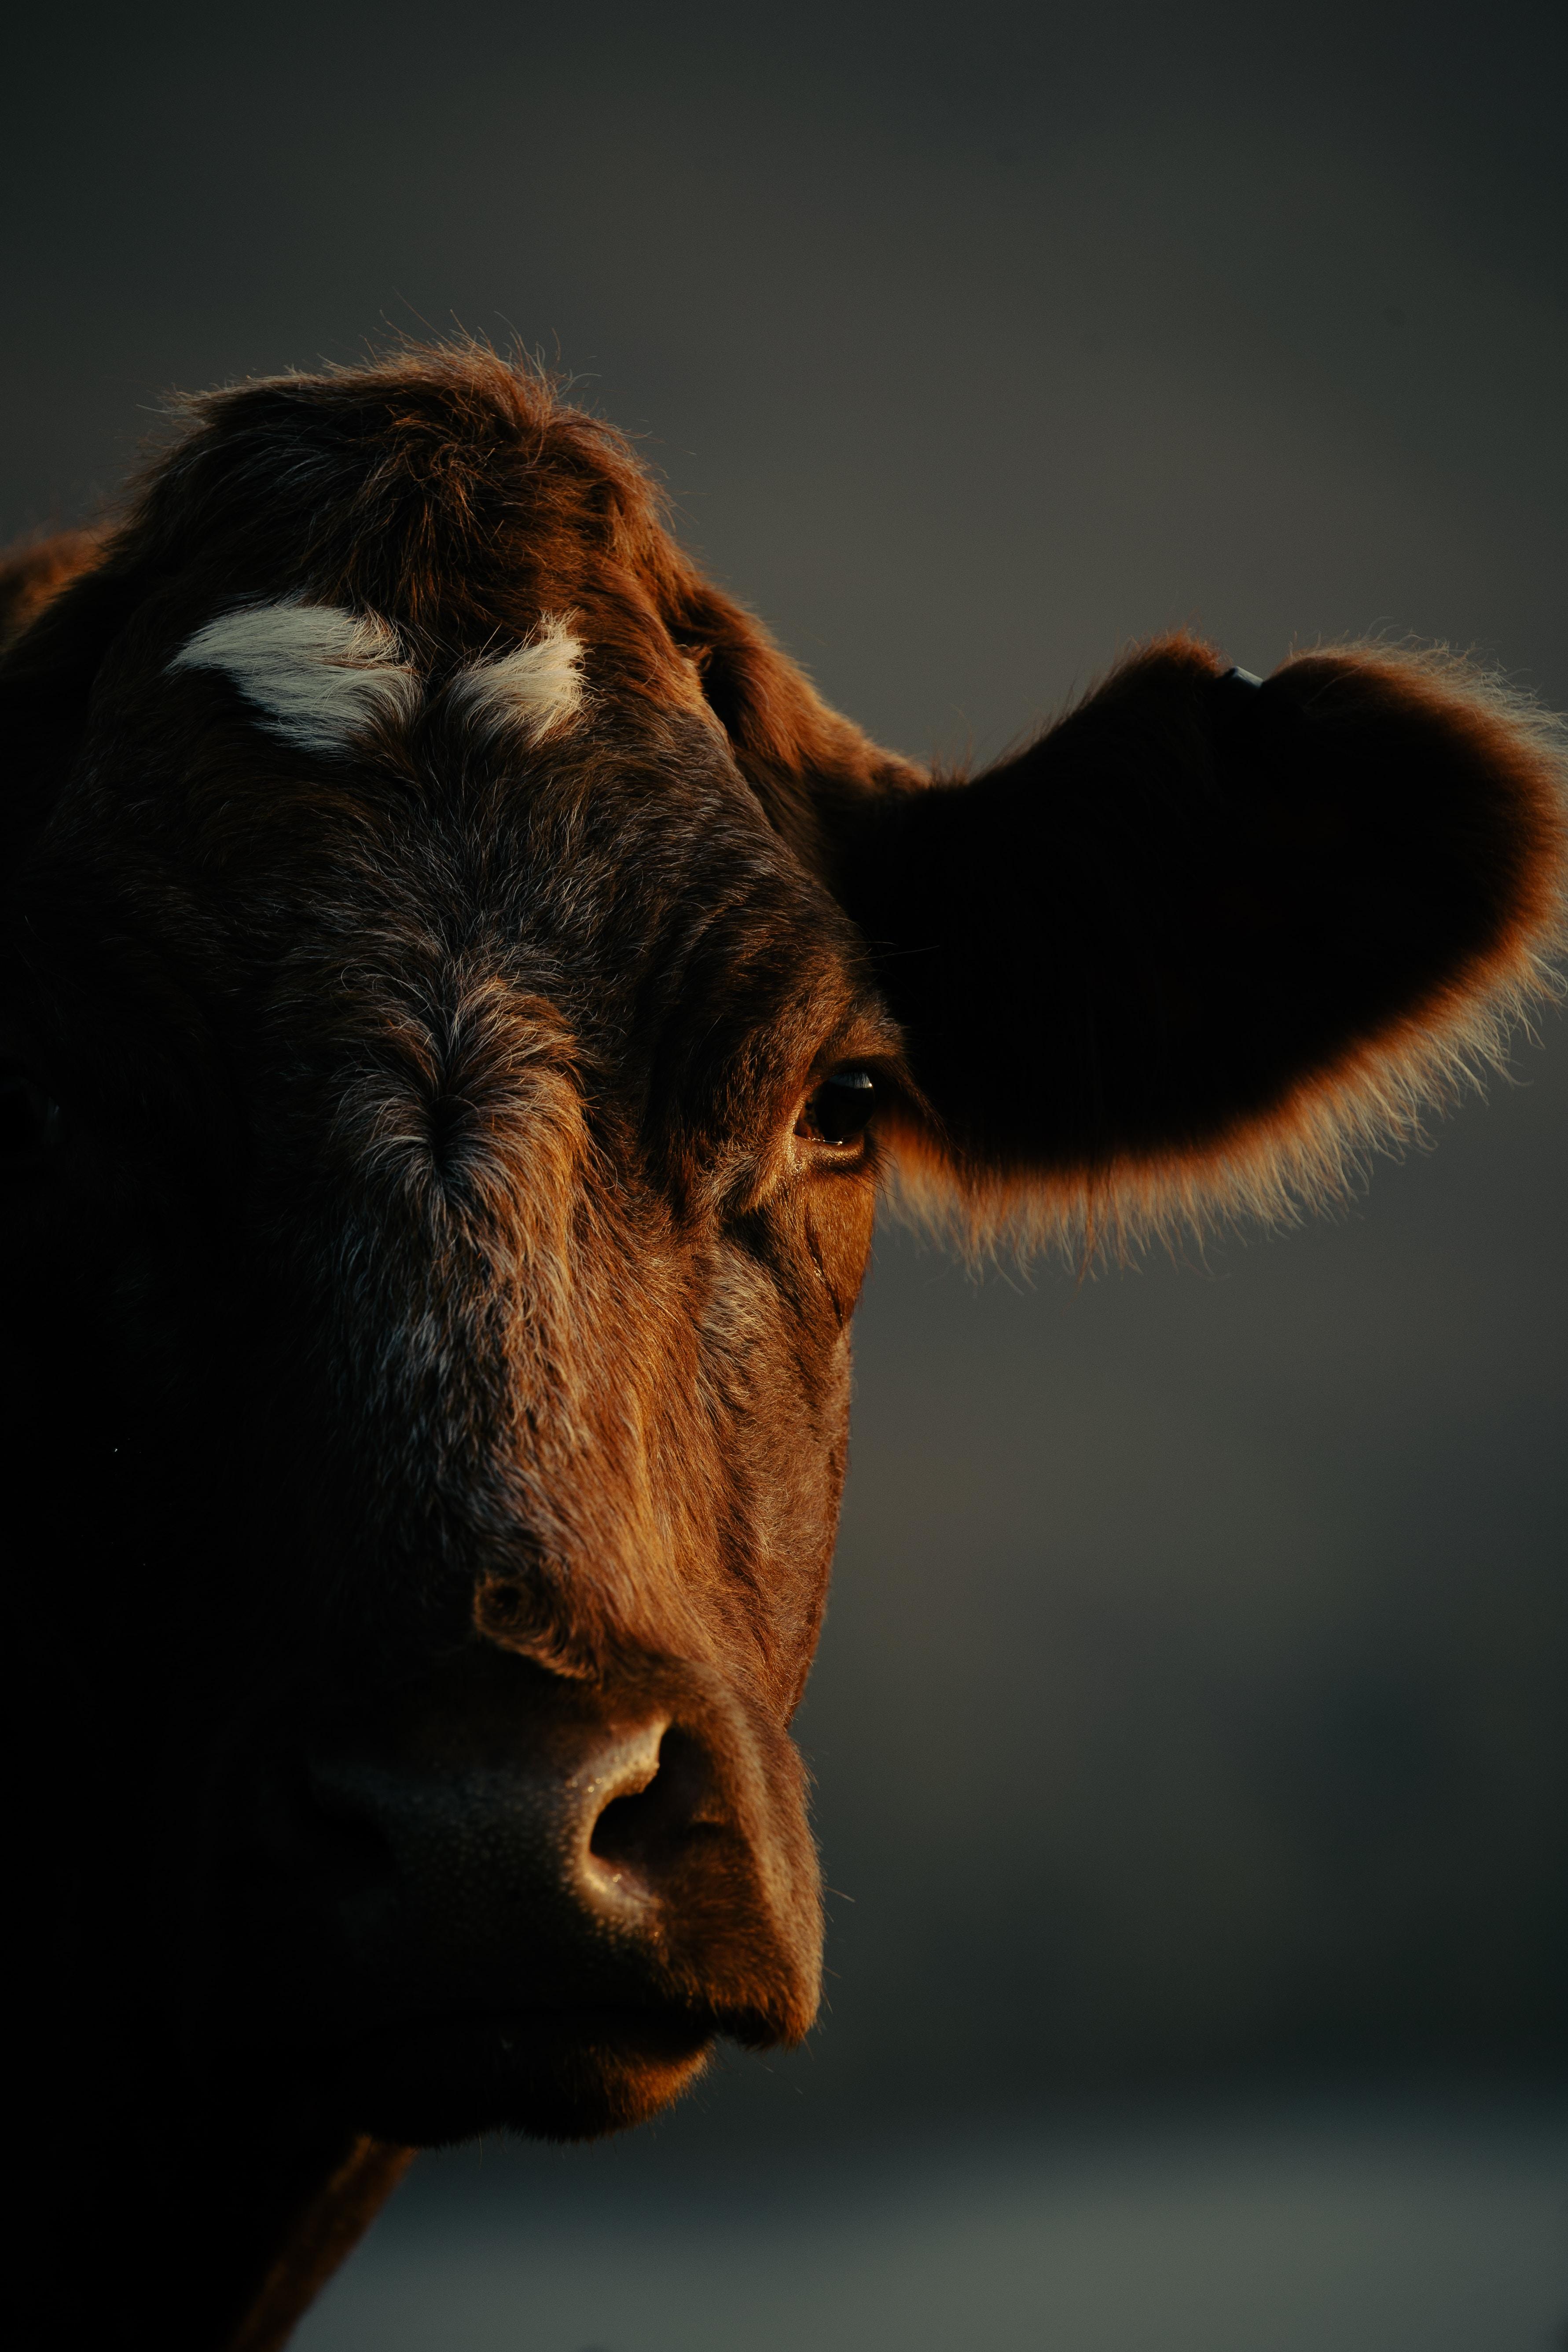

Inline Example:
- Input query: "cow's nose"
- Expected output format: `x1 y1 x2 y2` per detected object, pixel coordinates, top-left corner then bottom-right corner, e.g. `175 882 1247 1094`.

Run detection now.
583 1722 725 1912
250 1645 821 2069
302 1708 717 1940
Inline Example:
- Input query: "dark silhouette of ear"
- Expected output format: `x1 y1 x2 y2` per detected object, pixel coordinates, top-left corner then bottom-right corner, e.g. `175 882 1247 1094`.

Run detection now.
833 634 1567 1250
0 533 138 853
0 531 104 656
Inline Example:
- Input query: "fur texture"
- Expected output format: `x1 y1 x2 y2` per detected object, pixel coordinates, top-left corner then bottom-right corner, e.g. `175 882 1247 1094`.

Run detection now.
169 596 422 752
842 636 1568 1260
446 613 587 747
1 343 1563 2350
0 525 103 649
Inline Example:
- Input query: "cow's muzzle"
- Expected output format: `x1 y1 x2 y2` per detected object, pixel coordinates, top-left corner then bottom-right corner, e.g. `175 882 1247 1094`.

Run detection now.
235 1645 823 2142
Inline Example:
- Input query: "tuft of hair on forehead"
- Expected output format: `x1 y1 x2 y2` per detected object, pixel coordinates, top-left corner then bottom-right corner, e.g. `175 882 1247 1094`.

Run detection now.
0 341 912 868
445 615 586 749
168 595 422 754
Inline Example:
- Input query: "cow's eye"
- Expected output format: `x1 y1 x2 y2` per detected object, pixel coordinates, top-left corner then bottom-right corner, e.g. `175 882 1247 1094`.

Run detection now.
795 1069 877 1148
0 1070 61 1167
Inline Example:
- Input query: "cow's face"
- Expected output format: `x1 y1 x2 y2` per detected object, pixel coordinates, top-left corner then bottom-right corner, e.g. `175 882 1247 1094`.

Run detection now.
2 349 1561 2156
7 591 900 2142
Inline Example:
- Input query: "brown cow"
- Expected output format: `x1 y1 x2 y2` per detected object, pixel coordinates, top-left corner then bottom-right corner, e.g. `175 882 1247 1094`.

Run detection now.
1 347 1562 2350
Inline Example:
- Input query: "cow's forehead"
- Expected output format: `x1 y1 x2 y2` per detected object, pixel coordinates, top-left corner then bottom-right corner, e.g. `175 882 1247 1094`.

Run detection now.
165 597 593 763
48 591 876 1112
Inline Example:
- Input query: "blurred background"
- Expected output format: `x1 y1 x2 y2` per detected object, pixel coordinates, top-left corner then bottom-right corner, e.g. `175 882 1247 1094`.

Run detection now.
7 3 1565 2342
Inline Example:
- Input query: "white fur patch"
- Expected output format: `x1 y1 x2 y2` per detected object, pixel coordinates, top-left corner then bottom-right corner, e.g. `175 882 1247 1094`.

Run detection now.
447 616 586 748
169 598 422 754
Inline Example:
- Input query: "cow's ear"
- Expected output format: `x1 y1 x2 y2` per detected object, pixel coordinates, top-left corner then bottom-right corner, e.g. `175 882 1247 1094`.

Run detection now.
0 532 136 851
0 531 105 656
830 635 1567 1253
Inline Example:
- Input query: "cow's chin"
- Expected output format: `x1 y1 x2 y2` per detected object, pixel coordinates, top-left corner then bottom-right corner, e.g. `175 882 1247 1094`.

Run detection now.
323 2007 716 2145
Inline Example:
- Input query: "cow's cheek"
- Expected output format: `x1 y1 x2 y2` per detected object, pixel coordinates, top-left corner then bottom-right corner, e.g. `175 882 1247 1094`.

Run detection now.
764 1192 872 1707
801 1175 878 1328
683 1223 841 1708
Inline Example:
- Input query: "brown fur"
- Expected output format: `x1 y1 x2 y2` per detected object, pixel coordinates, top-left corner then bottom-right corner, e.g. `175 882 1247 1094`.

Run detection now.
1 345 1561 2347
223 2141 415 2352
0 525 103 651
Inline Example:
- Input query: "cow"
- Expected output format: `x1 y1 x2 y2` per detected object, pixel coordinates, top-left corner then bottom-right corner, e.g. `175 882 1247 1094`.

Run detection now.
1 345 1562 2351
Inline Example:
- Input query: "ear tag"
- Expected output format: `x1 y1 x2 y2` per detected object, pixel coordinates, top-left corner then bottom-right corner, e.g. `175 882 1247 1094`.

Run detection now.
1210 665 1271 751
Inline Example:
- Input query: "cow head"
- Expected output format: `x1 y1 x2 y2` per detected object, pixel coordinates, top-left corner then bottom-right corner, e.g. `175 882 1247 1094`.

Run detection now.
1 351 1562 2179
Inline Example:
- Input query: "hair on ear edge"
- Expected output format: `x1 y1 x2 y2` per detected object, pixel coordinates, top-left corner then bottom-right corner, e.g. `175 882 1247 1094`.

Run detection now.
876 638 1568 1271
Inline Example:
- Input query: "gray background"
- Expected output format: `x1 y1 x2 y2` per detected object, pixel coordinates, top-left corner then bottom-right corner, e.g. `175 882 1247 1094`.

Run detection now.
8 3 1566 2340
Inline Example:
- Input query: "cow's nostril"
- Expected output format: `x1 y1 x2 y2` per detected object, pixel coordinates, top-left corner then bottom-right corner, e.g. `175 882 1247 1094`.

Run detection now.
587 1727 720 1899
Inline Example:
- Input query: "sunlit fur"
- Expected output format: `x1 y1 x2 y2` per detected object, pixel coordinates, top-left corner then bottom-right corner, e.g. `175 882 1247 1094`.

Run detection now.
169 595 421 752
446 614 585 747
2 342 1564 2352
873 640 1568 1266
0 526 104 649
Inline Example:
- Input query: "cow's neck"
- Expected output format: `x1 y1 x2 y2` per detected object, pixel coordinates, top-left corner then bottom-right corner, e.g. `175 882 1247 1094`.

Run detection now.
20 1519 417 2342
217 2128 414 2352
36 2068 411 2350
